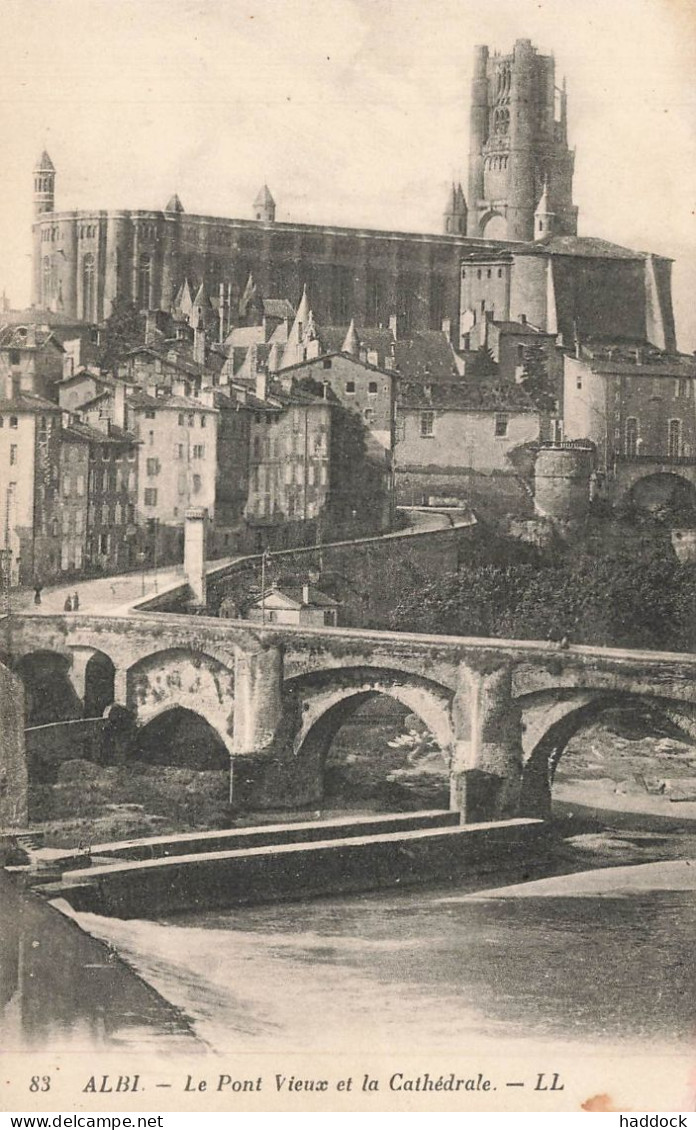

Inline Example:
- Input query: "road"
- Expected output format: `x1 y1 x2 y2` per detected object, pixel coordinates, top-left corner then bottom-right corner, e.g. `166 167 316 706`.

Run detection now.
8 508 473 616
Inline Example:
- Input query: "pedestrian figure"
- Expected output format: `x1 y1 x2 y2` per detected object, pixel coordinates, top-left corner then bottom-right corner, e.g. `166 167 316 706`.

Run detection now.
72 591 80 611
64 595 73 612
33 582 42 605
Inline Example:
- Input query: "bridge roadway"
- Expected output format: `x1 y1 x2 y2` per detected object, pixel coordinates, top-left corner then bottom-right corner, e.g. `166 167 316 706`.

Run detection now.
2 601 695 830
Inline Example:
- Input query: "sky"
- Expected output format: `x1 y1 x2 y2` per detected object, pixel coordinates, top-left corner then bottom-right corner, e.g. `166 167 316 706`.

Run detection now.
0 0 694 347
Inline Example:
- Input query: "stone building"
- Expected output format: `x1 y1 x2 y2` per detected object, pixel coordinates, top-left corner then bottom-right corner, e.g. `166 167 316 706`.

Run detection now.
59 421 140 575
394 380 544 512
466 39 577 240
0 324 64 401
0 393 62 585
29 38 582 337
562 345 696 512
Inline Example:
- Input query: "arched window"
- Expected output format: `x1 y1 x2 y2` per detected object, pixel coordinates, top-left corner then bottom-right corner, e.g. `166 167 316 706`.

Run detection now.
138 253 151 309
82 253 95 320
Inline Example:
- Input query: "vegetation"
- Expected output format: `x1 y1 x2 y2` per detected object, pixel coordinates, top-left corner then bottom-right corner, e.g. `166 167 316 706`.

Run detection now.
519 340 558 412
389 536 696 652
97 299 144 371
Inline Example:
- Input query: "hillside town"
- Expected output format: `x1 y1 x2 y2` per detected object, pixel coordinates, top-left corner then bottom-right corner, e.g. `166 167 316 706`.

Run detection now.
2 37 695 598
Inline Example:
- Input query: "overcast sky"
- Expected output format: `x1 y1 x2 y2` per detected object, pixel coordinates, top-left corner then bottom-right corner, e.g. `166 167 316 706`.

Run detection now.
0 0 694 347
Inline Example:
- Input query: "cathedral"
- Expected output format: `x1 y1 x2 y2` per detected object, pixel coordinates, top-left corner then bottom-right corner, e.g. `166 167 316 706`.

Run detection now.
31 38 674 352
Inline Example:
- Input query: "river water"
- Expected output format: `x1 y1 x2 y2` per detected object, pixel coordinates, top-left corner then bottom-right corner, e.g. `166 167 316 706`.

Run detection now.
3 845 695 1057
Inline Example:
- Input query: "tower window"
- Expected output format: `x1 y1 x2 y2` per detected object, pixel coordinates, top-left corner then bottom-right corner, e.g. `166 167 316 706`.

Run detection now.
82 253 95 320
138 253 151 308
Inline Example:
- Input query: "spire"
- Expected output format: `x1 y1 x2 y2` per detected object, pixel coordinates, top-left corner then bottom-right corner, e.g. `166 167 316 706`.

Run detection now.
443 181 467 235
192 280 213 310
165 193 185 213
35 150 55 173
253 184 276 223
341 318 360 356
534 180 555 240
173 278 194 320
238 272 258 318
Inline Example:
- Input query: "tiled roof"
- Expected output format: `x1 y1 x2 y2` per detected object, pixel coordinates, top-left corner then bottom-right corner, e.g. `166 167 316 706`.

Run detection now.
0 392 61 413
516 235 648 260
393 331 459 381
493 320 551 336
253 584 337 609
263 298 295 320
397 379 538 412
62 422 138 445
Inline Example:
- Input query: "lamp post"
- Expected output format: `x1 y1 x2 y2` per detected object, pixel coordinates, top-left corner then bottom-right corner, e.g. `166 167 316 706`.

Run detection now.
260 548 271 624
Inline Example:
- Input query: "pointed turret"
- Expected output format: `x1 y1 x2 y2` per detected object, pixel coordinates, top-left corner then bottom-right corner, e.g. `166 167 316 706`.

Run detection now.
443 182 467 235
192 281 214 326
165 193 185 213
341 318 360 356
253 184 276 223
172 278 194 321
33 149 56 217
534 181 555 240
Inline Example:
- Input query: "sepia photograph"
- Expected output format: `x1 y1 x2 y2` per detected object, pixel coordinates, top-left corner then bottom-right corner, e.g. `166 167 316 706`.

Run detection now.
0 0 695 1114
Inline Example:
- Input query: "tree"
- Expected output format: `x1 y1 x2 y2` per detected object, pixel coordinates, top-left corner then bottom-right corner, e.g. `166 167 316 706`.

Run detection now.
467 344 498 378
519 341 558 412
97 300 145 371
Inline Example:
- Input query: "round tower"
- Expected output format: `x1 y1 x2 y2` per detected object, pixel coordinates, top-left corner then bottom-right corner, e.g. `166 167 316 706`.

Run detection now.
33 150 56 217
534 444 595 521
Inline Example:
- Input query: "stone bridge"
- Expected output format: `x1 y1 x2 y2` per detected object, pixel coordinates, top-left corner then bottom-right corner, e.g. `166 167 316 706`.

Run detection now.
2 610 696 827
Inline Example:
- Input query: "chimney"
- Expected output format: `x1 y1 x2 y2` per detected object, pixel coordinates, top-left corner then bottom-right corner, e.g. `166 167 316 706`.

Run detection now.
389 314 405 341
193 314 205 366
25 324 37 348
144 311 157 344
441 317 452 340
255 369 268 401
302 581 310 605
184 507 208 606
112 381 126 430
635 347 643 366
218 282 225 344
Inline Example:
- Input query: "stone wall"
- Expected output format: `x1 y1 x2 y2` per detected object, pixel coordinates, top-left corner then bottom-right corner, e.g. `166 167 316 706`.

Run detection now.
0 657 27 827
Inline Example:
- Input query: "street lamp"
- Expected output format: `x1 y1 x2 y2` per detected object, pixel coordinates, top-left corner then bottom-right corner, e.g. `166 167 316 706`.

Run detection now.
260 548 271 624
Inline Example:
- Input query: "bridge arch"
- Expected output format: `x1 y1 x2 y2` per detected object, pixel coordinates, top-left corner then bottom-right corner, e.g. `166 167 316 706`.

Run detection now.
518 688 696 817
623 470 696 514
283 666 454 809
132 706 230 769
126 647 235 752
12 649 83 726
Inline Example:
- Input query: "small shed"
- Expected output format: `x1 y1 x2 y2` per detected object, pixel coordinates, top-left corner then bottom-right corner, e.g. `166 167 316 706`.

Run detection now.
247 583 339 627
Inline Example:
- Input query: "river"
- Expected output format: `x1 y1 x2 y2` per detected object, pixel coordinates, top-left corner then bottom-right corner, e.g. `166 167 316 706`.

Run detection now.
2 822 695 1057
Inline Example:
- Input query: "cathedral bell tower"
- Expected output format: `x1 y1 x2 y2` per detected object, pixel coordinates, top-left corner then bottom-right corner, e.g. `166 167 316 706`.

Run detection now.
33 150 56 218
466 40 577 242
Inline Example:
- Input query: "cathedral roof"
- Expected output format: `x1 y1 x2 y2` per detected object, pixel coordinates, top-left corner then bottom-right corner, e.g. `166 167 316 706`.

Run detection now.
165 194 185 213
517 235 648 260
35 150 55 172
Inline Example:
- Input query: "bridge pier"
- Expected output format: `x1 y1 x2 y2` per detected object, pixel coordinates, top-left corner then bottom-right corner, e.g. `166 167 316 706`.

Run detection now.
230 645 288 807
450 662 524 823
